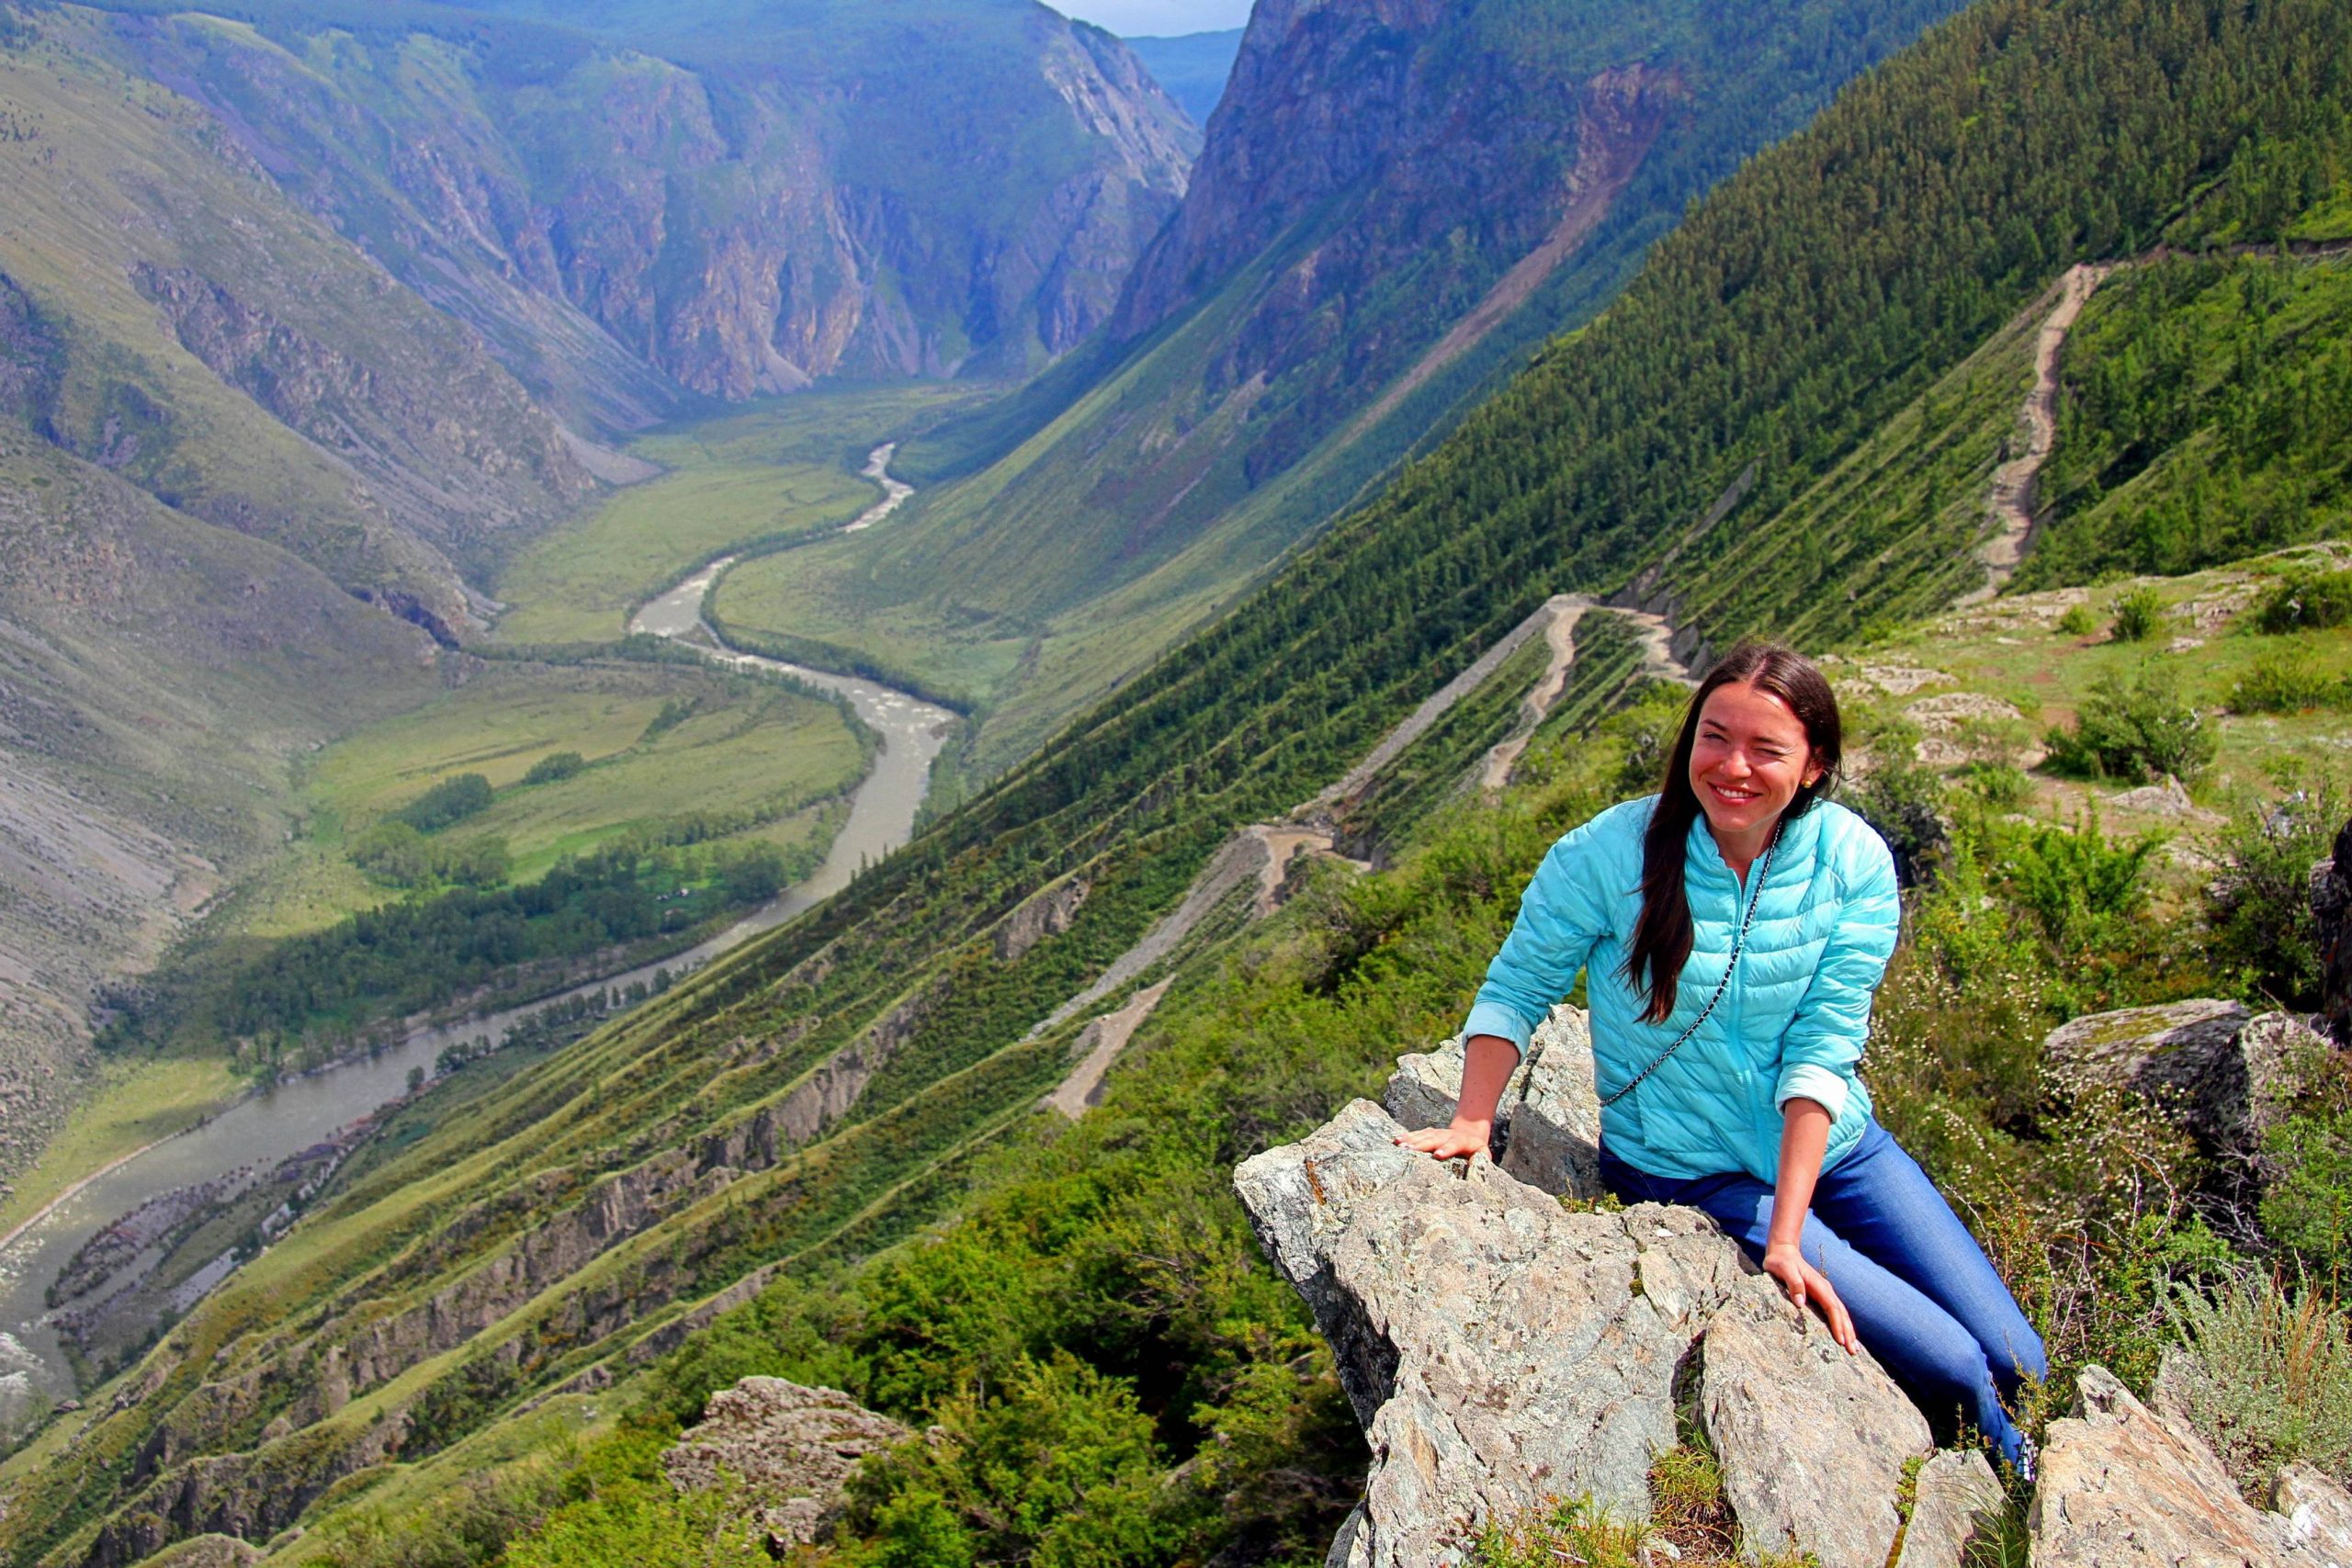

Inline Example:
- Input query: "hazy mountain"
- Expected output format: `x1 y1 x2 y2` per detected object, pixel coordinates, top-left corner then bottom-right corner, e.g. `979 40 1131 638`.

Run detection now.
1124 27 1243 127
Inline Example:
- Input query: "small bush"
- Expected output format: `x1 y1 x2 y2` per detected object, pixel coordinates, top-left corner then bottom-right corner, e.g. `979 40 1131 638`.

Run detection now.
1957 761 2032 807
2041 667 2218 782
2056 603 2098 637
2204 784 2340 1007
392 773 494 832
522 750 587 785
2230 650 2348 713
2256 568 2352 634
2110 586 2167 642
1848 746 1949 886
2165 1277 2352 1500
2005 817 2157 948
1464 1499 1654 1568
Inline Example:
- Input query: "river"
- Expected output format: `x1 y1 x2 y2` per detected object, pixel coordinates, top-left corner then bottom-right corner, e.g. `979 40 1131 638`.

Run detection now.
0 446 949 1439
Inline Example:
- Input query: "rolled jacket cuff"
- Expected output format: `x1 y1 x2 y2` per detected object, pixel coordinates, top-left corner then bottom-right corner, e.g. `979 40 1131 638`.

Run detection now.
1461 999 1534 1055
1775 1062 1850 1120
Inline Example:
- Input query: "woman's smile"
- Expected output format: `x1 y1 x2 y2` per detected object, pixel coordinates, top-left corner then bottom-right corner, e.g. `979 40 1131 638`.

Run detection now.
1689 679 1823 865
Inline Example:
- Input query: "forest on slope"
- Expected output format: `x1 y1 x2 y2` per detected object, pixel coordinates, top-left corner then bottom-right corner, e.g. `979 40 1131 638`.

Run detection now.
7 0 2350 1562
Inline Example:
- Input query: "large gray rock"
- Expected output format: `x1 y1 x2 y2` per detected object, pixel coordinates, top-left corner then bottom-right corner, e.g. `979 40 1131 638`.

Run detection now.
1701 1273 1934 1568
2277 1464 2352 1567
1384 1003 1602 1201
1894 1450 2007 1568
1238 1100 1743 1564
2045 1000 2327 1167
2044 999 2256 1145
662 1378 908 1550
2029 1364 2308 1565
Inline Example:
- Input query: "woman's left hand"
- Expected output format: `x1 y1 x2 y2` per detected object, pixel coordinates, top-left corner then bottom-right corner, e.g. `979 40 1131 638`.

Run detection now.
1761 1239 1858 1354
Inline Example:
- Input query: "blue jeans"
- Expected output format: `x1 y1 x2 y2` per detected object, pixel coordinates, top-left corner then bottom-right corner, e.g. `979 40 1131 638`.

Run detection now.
1599 1119 2046 1470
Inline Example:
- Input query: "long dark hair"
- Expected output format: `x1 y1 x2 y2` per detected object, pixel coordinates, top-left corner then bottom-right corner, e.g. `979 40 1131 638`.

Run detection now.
1623 641 1843 1022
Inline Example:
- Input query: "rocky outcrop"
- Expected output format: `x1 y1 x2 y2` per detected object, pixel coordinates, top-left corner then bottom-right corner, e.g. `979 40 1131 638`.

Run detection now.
2030 1364 2333 1565
1239 1012 2352 1566
662 1378 907 1551
1238 1011 1951 1566
993 875 1091 962
1702 1274 1932 1566
1384 1006 1603 1200
2042 999 2323 1153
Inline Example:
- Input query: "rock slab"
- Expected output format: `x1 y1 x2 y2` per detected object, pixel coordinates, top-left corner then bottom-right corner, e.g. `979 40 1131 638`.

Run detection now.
1701 1273 1933 1568
2030 1364 2305 1565
1894 1450 2006 1568
662 1377 908 1549
1238 1097 1742 1565
1384 1003 1603 1201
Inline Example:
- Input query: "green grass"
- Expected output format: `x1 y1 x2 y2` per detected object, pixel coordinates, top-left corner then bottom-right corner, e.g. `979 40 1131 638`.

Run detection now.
492 385 986 647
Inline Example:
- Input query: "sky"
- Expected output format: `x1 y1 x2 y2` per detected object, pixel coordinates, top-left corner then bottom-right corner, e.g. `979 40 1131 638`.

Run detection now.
1052 0 1252 37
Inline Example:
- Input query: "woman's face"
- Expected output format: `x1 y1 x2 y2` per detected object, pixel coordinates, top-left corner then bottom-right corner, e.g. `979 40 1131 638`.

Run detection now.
1688 679 1822 844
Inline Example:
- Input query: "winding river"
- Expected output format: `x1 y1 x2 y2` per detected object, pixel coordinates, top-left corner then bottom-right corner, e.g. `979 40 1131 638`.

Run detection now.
0 446 948 1438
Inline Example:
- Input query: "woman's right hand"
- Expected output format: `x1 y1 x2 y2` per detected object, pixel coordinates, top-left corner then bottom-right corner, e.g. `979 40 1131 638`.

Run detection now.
1395 1118 1494 1162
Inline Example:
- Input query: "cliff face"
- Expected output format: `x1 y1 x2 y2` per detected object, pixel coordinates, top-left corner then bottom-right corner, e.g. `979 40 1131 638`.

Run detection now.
93 2 1193 412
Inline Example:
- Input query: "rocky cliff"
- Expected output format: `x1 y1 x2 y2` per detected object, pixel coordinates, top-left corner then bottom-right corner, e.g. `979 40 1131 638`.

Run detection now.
1238 1006 2352 1565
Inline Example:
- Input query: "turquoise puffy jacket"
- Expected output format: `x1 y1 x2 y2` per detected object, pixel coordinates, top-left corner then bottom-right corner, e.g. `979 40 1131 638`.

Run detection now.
1463 794 1900 1184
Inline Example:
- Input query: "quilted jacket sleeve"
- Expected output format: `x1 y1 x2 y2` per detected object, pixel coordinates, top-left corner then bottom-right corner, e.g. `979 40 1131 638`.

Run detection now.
1461 809 1622 1054
1773 819 1900 1118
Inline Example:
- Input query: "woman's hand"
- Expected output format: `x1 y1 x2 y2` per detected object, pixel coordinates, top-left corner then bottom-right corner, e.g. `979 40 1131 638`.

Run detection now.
1395 1118 1494 1162
1761 1239 1858 1354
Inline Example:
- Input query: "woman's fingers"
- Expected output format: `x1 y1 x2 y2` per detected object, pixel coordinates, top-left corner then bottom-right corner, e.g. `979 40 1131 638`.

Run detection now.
1804 1261 1860 1354
1393 1122 1491 1161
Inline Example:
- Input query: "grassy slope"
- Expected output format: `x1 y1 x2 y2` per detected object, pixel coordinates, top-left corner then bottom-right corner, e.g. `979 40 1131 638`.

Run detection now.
7 0 2349 1559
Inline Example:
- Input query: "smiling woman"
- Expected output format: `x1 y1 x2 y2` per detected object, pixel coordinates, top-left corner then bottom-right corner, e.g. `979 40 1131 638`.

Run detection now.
1397 641 2051 1480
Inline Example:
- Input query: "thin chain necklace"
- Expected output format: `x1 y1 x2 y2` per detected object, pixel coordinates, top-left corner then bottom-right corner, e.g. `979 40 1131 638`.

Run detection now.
1597 818 1783 1111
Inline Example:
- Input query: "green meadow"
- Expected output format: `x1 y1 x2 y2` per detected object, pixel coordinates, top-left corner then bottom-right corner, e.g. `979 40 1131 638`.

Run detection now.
492 385 988 647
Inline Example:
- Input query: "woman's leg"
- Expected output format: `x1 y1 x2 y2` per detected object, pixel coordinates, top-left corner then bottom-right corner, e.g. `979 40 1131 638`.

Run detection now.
1807 1124 2049 1414
1599 1146 2038 1470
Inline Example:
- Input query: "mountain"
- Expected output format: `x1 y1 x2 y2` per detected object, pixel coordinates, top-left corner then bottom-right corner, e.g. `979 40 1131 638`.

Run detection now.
9 0 2346 1560
1124 28 1243 128
706 0 1970 775
87 0 1196 409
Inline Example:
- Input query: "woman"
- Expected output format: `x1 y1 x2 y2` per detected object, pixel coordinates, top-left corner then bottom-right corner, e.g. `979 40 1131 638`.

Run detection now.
1396 641 2046 1473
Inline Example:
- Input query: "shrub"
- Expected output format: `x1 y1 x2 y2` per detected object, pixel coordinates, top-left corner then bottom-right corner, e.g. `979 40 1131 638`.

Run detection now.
844 1353 1176 1568
2041 666 2217 782
2204 784 2340 1007
1956 761 2032 807
1847 745 1949 886
2256 568 2352 634
522 750 587 785
2110 586 2166 642
2230 650 2348 713
2005 817 2159 948
2056 602 2098 637
2165 1277 2352 1501
2257 1110 2352 1280
392 773 494 832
